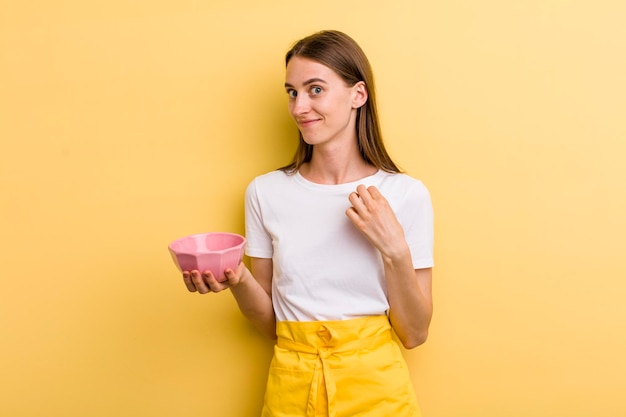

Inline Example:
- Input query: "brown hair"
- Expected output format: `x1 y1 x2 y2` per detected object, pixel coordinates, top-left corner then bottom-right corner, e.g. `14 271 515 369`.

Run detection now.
280 30 401 174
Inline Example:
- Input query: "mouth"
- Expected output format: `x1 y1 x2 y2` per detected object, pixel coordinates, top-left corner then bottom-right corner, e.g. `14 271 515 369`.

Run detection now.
297 118 321 128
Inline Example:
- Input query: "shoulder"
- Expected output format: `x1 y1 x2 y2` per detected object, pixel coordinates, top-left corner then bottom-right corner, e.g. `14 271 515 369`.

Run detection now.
378 173 433 228
250 170 293 185
245 170 296 199
377 172 430 199
247 170 291 189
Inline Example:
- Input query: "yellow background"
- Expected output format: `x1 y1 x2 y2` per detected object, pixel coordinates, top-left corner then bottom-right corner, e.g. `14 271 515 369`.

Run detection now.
1 1 625 416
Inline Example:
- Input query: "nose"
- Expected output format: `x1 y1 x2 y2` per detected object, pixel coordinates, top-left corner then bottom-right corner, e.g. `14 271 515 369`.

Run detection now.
291 94 310 116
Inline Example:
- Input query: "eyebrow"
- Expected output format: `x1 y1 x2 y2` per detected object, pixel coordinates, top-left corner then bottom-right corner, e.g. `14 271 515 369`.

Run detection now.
284 78 328 89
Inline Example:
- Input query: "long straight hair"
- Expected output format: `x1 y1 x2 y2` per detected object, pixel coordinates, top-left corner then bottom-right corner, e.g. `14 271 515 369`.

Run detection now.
280 30 401 174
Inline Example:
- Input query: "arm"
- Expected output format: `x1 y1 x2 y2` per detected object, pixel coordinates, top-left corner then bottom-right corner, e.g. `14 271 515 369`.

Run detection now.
229 257 276 339
384 262 433 349
346 184 433 349
182 257 276 339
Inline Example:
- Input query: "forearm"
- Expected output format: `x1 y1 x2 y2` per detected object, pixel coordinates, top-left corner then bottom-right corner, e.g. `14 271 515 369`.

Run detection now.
229 268 276 339
383 247 433 349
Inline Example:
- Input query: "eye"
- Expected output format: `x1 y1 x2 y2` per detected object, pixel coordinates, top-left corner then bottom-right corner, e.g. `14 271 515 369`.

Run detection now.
286 89 297 99
310 86 323 95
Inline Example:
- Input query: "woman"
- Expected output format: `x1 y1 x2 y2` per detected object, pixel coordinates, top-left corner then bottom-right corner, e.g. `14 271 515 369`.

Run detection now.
183 30 434 417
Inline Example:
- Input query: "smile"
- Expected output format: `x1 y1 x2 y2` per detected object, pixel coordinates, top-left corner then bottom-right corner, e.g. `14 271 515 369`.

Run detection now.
298 119 320 128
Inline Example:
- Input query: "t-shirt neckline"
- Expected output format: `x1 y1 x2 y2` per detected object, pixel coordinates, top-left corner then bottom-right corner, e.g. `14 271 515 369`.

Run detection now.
294 169 385 192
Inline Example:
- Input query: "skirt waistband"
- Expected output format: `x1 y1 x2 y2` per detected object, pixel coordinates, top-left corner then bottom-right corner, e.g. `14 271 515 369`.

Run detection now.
276 315 392 354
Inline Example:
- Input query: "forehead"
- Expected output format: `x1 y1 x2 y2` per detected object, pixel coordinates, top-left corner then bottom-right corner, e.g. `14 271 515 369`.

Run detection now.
285 56 343 85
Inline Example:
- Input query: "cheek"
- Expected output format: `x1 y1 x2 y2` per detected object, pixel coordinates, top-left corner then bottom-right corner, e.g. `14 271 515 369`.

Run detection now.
312 98 335 115
287 102 296 117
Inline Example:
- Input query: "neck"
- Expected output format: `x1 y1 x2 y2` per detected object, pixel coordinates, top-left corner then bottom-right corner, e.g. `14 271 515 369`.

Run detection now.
300 144 377 185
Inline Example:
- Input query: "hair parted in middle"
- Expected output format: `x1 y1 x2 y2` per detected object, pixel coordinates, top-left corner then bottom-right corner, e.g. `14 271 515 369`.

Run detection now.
280 30 401 174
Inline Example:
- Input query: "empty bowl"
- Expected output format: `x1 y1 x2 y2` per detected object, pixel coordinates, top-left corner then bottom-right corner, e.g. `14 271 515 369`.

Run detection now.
168 232 246 281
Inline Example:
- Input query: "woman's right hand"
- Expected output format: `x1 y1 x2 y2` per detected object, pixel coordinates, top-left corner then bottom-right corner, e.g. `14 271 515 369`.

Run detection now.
182 262 248 294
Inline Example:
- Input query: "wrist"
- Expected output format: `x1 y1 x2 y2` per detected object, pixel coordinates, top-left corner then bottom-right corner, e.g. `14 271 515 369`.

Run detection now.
381 243 412 265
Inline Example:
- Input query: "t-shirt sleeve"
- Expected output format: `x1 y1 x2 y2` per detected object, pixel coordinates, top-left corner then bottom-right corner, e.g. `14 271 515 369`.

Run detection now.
404 180 434 269
244 178 274 259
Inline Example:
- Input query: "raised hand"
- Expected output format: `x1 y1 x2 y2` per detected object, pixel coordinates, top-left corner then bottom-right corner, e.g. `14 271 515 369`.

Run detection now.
345 184 408 259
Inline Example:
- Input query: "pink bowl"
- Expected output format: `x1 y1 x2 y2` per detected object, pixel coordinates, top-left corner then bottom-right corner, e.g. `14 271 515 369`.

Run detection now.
168 232 246 280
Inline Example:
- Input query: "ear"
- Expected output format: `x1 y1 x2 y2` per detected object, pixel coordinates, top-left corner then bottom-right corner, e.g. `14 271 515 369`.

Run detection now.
351 81 368 109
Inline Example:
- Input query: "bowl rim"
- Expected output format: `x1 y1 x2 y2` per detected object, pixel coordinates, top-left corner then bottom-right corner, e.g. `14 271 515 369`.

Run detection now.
168 232 247 255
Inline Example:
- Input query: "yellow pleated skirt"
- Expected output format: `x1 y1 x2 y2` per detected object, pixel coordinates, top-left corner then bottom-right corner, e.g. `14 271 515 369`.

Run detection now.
261 316 422 417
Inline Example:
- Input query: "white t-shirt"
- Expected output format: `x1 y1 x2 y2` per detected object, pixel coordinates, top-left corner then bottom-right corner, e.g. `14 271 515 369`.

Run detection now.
244 170 434 322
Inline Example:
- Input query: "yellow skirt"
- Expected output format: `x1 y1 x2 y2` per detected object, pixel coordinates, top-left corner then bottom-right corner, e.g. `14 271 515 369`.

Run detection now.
261 316 422 417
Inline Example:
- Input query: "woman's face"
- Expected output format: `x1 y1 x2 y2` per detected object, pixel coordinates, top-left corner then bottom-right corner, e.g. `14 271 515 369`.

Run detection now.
284 56 366 148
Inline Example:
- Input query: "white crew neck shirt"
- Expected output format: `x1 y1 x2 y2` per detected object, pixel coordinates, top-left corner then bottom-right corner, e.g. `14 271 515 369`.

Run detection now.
244 170 434 322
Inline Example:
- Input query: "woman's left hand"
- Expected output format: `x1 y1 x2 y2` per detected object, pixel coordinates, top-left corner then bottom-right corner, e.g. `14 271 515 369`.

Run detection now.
347 184 433 349
346 184 407 259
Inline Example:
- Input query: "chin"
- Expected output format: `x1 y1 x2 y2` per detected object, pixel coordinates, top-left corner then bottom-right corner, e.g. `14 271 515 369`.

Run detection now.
300 135 319 145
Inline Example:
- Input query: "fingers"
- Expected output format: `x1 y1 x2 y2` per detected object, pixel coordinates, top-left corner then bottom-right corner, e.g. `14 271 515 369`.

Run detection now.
349 185 383 207
365 185 383 199
183 262 248 294
182 271 197 292
348 191 363 212
346 184 397 243
346 188 370 230
185 270 230 294
224 268 234 282
348 185 383 217
223 262 247 286
203 270 231 293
